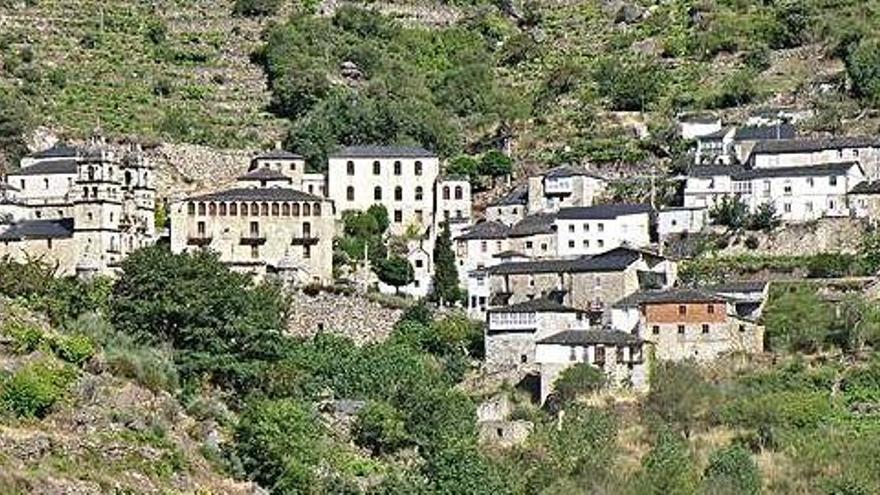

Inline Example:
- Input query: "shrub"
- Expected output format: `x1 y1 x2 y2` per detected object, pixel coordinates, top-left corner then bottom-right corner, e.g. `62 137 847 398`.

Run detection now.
846 38 880 105
232 0 281 17
1 320 44 354
636 428 697 495
552 363 605 404
1 359 76 418
702 444 761 495
746 203 781 232
645 361 715 437
593 54 663 111
763 287 833 352
49 334 95 366
353 400 412 455
709 196 748 230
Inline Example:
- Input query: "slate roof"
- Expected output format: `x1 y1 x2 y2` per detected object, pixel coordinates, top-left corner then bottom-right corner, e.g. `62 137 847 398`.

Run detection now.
237 168 292 181
9 159 78 176
329 145 436 158
680 114 719 124
29 143 79 159
556 204 651 220
733 124 796 141
849 180 880 195
613 288 728 308
700 127 732 140
455 221 511 241
537 329 642 346
544 165 603 180
488 185 528 207
487 246 650 275
750 136 880 155
0 218 74 241
703 280 769 293
185 187 326 202
487 298 583 314
493 250 527 258
689 162 859 180
254 149 302 160
509 213 557 237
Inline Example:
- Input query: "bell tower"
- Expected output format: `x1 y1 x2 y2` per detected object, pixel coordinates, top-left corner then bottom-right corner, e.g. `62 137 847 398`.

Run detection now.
72 139 124 274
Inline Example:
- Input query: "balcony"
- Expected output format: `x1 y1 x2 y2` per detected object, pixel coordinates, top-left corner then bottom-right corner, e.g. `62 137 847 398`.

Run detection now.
187 236 212 246
291 235 319 246
239 235 267 246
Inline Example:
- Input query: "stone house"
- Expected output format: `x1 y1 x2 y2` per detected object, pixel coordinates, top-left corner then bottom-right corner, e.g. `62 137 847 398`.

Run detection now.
553 204 652 256
611 288 764 362
507 212 558 258
694 124 796 165
848 180 880 221
535 328 650 403
486 246 677 318
702 280 769 320
485 185 527 226
684 162 866 222
0 141 157 276
169 168 334 286
485 298 590 369
657 206 708 238
526 166 606 214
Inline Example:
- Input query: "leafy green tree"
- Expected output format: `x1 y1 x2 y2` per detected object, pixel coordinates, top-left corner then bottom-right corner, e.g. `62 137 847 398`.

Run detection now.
353 400 412 455
645 361 715 438
637 429 697 495
764 287 833 353
770 0 812 49
746 203 781 232
552 363 605 404
430 222 461 305
0 88 31 174
593 55 663 111
376 255 414 293
848 38 880 105
706 69 758 109
833 294 880 353
710 196 749 230
701 444 761 495
446 155 479 180
478 150 513 178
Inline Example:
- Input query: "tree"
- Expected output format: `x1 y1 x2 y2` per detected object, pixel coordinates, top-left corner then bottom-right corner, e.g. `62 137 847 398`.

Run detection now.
833 294 880 353
645 361 715 438
0 89 31 174
430 222 461 305
593 55 663 111
846 38 880 105
701 444 761 495
746 202 781 232
446 155 479 180
770 0 812 49
353 400 412 455
636 429 697 495
552 363 605 404
232 0 281 17
478 150 513 178
709 196 749 230
376 255 414 293
764 287 833 353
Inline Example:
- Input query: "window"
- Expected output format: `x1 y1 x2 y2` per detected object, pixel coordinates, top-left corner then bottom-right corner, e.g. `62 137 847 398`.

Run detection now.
271 203 279 216
677 325 685 335
346 161 355 175
707 304 714 314
594 346 605 363
583 223 589 232
443 186 450 200
394 210 403 223
260 203 269 216
372 161 381 175
346 186 355 201
854 149 860 157
303 244 312 259
652 325 660 335
394 186 402 201
43 178 49 189
415 209 423 222
568 240 575 248
303 203 311 216
251 245 259 259
481 241 487 253
783 181 792 195
218 203 227 216
454 186 463 199
292 203 300 216
313 203 321 216
241 202 249 216
541 243 548 251
302 222 311 238
415 161 423 175
187 202 195 215
829 199 837 210
415 186 423 201
830 176 838 186
197 221 206 236
394 161 402 175
198 202 206 215
569 347 577 362
415 259 424 268
568 225 575 233
525 241 533 249
806 201 813 212
783 203 791 213
597 239 604 248
598 222 604 232
520 355 527 364
290 163 296 171
807 177 814 187
582 240 589 248
678 305 687 315
702 324 709 334
249 221 260 237
374 187 382 201
739 324 746 333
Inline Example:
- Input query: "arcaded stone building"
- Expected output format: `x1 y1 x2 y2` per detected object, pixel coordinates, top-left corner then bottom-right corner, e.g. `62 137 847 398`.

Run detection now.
169 168 334 285
0 141 157 276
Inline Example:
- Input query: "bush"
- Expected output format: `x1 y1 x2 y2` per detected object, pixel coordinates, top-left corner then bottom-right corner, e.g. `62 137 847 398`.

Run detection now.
636 429 697 495
645 361 715 437
593 54 663 111
710 196 748 230
702 444 761 495
1 359 76 418
49 334 95 366
763 287 833 352
552 363 605 404
846 38 880 105
1 320 44 354
353 400 412 455
232 0 281 17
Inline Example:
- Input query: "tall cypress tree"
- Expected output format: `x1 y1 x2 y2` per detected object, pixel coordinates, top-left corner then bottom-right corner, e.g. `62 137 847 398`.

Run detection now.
431 222 460 305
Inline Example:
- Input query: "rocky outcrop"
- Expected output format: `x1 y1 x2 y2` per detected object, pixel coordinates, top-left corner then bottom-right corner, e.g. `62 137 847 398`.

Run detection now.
287 291 404 345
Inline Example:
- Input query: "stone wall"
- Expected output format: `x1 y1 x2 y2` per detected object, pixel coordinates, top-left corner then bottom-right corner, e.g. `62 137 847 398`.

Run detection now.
719 218 868 256
286 291 404 345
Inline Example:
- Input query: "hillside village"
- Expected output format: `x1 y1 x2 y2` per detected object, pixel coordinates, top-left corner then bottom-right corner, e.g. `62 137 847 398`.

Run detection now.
6 0 880 493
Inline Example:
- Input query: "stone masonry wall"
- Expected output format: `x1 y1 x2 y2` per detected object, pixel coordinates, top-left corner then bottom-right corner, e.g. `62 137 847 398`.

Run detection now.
287 291 404 345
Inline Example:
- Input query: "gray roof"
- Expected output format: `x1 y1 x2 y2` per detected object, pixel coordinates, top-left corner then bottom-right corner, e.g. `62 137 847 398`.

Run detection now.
680 114 719 124
733 124 796 141
614 288 728 308
488 185 528 207
254 149 302 160
186 187 326 202
750 136 880 155
689 162 859 180
493 250 527 258
488 246 654 275
329 145 436 158
439 174 469 182
488 298 583 314
238 168 292 181
556 204 651 220
544 165 603 180
0 182 19 192
703 280 768 293
0 218 74 241
509 213 557 237
538 329 642 346
9 159 78 176
849 180 880 195
29 143 79 159
455 221 511 241
700 127 732 140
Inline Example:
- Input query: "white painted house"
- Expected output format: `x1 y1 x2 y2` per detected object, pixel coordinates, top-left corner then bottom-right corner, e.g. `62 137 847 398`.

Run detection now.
657 206 708 237
527 166 606 214
747 137 880 179
684 162 865 222
554 204 652 257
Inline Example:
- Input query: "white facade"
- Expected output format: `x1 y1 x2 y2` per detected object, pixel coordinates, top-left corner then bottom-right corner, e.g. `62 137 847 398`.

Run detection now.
553 206 651 257
657 206 708 237
527 167 606 214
